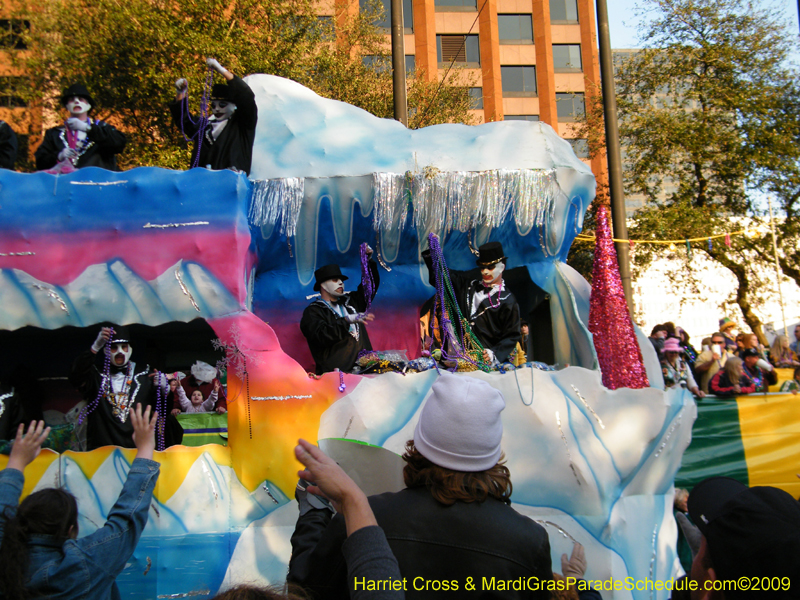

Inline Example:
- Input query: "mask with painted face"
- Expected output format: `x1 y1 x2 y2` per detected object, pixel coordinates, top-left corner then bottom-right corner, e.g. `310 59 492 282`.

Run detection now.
66 96 92 116
210 100 236 122
321 278 345 299
109 342 132 368
480 262 505 287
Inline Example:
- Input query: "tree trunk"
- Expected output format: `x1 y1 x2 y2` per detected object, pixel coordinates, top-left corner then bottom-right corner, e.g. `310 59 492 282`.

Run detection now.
778 256 800 290
705 248 768 345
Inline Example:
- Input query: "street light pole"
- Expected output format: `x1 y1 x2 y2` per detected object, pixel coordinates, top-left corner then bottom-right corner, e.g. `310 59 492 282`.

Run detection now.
595 0 633 315
767 197 788 336
390 0 409 126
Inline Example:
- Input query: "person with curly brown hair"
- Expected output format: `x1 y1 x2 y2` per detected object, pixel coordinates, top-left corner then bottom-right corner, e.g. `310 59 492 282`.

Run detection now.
287 371 553 599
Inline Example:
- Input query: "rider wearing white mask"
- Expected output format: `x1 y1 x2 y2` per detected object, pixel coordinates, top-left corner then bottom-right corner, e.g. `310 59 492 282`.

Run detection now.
422 241 521 365
34 83 127 173
301 247 380 375
69 325 170 450
171 58 258 175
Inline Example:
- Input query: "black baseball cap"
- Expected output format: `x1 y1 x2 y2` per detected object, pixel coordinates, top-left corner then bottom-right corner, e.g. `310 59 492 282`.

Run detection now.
688 477 800 598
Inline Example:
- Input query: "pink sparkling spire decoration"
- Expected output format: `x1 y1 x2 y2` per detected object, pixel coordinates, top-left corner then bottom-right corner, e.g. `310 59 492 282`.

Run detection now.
588 205 649 389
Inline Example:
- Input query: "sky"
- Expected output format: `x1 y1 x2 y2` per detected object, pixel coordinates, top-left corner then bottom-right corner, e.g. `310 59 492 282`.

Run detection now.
606 0 647 48
606 0 800 52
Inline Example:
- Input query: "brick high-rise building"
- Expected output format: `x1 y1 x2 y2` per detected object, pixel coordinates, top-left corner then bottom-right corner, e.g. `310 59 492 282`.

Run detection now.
1 0 606 179
0 17 36 167
339 0 607 181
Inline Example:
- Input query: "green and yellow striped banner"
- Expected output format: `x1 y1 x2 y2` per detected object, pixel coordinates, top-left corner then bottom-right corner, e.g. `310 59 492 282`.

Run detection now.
176 412 228 447
676 392 800 499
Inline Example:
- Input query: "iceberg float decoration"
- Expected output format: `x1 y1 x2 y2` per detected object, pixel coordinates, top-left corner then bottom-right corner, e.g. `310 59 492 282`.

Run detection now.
0 75 690 599
0 259 240 330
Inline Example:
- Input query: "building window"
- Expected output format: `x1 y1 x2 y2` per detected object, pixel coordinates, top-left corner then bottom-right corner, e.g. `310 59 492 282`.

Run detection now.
553 44 582 71
549 0 578 22
363 55 416 74
361 0 414 31
434 0 478 11
362 55 391 73
437 35 480 66
316 16 335 40
556 92 585 121
468 87 483 109
505 115 540 121
0 77 27 108
568 138 590 158
501 66 537 96
498 14 533 44
0 20 29 50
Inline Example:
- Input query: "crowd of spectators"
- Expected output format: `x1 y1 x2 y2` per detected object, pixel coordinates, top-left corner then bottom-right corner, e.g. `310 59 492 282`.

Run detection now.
1 357 799 599
651 318 799 397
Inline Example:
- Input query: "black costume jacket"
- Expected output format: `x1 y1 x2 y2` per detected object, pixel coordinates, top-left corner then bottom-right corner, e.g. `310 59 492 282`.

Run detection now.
741 362 778 392
69 350 159 450
288 486 553 600
423 252 521 363
300 260 380 375
0 121 18 169
170 76 258 175
34 120 127 171
0 384 24 441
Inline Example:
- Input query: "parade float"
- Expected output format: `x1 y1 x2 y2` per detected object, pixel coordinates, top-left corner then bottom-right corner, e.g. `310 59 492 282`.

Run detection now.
2 74 796 599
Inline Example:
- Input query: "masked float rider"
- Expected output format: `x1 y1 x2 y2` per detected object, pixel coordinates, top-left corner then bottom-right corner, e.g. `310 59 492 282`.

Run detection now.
69 325 169 451
34 84 127 173
423 241 521 365
170 58 258 175
300 246 380 375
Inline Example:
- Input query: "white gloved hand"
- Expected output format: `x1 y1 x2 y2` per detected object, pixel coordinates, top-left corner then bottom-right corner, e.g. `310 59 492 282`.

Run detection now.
66 117 91 132
345 312 365 324
364 244 373 257
57 148 78 162
175 78 188 93
756 358 774 371
206 58 225 74
560 542 587 579
91 327 112 353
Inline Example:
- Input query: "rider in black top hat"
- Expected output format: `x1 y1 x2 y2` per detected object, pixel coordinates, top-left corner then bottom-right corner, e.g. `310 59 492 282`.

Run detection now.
423 240 521 365
69 324 181 450
35 83 127 173
171 58 258 175
300 248 380 375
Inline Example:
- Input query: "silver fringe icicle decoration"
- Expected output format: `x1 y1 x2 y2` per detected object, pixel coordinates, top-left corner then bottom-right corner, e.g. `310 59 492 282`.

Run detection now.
249 178 305 238
247 169 562 244
372 173 409 233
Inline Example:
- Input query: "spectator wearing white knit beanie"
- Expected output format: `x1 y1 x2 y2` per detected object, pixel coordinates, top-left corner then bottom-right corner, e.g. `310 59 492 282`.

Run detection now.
289 371 554 599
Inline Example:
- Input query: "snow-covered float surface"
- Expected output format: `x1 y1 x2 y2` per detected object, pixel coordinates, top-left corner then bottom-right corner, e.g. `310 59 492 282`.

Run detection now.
0 75 687 599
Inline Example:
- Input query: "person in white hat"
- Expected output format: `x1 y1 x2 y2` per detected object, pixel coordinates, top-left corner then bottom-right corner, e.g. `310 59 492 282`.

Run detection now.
288 372 553 599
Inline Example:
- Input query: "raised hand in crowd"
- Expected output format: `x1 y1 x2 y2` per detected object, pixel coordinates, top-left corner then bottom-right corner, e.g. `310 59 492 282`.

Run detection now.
295 438 376 535
131 404 158 461
6 421 51 472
